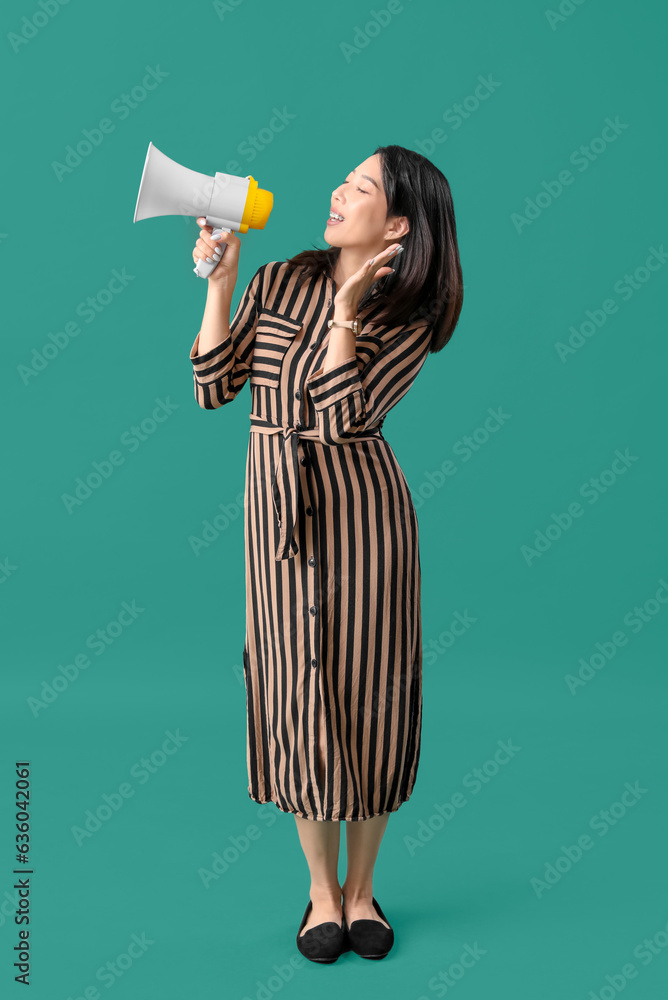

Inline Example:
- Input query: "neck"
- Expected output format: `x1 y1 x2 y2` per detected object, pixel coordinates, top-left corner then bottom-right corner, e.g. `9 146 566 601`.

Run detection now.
332 245 383 295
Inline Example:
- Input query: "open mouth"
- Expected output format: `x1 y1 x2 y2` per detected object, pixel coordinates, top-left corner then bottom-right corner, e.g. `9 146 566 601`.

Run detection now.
327 210 345 226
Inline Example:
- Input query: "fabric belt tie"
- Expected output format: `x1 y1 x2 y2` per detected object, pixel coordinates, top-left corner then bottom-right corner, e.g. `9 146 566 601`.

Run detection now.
249 416 384 561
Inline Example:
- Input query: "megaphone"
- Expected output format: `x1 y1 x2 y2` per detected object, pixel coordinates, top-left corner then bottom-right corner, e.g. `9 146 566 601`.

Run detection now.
133 141 273 278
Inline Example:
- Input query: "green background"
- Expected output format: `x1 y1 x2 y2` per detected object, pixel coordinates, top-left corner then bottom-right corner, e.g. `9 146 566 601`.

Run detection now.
2 0 667 996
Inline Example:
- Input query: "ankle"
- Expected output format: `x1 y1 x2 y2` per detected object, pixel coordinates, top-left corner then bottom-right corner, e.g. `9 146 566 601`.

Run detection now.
342 884 373 904
309 884 342 905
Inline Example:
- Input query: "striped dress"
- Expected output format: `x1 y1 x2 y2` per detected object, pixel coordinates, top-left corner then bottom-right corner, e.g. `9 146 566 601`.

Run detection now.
190 260 432 822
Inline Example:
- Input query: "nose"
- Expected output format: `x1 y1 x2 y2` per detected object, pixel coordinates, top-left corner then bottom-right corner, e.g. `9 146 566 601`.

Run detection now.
331 183 345 205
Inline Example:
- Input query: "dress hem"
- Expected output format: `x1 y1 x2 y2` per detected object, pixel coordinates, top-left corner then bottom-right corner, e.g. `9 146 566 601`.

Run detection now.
246 788 415 822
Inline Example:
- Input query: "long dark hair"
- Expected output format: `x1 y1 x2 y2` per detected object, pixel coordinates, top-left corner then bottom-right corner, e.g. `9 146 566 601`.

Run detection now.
284 144 464 353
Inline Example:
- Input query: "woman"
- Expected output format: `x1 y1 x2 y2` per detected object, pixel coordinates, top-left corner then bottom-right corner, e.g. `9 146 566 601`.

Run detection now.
190 144 463 962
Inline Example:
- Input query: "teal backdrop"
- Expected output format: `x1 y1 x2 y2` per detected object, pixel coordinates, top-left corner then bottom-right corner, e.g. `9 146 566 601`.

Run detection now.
2 0 667 997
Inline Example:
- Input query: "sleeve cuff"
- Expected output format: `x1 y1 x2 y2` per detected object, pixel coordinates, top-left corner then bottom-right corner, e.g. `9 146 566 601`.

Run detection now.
304 355 361 410
190 332 235 383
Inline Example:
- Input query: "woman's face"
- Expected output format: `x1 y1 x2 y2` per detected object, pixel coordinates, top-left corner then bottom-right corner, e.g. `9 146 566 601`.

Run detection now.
325 153 407 251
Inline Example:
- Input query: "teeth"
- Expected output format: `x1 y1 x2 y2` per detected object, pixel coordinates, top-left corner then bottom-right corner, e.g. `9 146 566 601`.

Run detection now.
329 211 344 221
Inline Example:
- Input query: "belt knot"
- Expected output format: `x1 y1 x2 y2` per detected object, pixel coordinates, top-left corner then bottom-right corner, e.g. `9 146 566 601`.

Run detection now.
248 417 383 561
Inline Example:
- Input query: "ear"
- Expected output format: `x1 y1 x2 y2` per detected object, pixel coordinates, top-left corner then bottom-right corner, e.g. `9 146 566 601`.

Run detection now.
386 215 410 240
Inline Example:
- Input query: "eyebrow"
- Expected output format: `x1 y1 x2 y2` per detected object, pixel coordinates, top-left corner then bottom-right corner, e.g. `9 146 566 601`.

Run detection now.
352 167 380 191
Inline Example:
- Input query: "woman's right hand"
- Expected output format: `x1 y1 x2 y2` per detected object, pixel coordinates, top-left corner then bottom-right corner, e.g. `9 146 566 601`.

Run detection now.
193 218 241 282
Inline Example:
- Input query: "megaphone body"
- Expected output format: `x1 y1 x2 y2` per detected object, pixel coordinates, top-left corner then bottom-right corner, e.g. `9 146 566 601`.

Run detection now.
133 142 273 278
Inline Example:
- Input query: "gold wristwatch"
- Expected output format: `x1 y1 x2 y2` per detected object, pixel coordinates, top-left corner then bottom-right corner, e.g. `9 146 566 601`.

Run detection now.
327 318 359 334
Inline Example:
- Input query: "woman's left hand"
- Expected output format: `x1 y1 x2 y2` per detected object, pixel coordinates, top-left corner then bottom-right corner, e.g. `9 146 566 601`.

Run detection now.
334 243 403 312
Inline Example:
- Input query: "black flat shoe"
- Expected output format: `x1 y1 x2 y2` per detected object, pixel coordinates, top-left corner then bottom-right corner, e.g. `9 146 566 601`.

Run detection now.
344 897 394 959
296 900 347 963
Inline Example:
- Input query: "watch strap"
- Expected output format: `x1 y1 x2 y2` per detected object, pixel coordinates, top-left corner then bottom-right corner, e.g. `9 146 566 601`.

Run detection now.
327 318 359 334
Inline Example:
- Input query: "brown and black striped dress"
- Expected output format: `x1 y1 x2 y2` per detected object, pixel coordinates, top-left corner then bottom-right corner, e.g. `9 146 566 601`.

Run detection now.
190 260 432 821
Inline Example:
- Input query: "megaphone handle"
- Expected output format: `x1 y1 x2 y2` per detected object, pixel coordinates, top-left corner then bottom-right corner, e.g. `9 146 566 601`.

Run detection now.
193 227 232 278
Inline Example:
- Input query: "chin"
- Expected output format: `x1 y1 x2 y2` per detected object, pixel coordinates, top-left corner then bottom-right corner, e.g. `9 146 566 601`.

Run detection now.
323 228 342 248
323 227 356 250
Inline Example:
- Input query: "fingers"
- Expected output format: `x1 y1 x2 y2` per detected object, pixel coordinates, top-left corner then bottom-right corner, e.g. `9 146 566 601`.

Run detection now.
366 244 403 268
194 237 223 264
193 218 227 263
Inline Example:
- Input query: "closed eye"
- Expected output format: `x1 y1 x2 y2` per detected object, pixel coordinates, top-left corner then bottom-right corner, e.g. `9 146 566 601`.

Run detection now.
342 180 369 194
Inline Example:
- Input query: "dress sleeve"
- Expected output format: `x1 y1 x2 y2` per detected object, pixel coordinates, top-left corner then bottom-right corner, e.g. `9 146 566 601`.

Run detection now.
304 319 432 444
189 264 264 409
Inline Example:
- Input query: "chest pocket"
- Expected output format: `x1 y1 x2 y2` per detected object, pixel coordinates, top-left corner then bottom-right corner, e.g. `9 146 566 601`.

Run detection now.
251 309 303 387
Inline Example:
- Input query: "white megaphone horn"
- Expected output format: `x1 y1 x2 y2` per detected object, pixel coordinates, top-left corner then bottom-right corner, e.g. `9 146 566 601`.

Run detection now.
133 141 274 278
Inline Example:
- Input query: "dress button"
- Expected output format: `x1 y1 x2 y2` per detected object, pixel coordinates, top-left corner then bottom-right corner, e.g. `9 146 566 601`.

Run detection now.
306 506 313 516
310 606 317 616
300 456 308 466
295 420 303 430
308 556 315 566
295 390 301 399
311 658 318 668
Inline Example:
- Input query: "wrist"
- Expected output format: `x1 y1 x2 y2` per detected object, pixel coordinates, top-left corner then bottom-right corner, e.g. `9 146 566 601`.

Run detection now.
332 299 357 322
207 275 236 301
